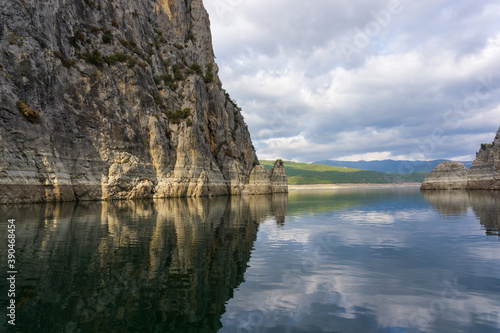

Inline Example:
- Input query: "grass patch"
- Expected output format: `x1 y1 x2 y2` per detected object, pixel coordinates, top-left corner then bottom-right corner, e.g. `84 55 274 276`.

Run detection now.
259 160 427 184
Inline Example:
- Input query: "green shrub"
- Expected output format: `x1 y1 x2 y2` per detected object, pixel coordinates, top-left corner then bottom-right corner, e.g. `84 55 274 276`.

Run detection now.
91 26 101 34
127 57 136 68
190 63 203 75
180 108 191 118
103 54 118 65
173 64 183 81
111 20 119 28
74 31 85 42
166 108 191 124
102 52 127 66
102 29 113 44
17 100 37 123
69 31 85 48
204 63 214 83
82 49 104 67
84 0 97 9
480 143 492 150
53 51 76 67
115 52 128 62
185 29 195 43
153 37 161 49
186 118 192 127
153 93 161 105
153 73 173 85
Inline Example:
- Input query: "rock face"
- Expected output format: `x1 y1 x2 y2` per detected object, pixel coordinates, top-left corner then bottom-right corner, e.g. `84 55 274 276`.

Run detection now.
268 159 288 193
468 127 500 190
246 165 272 195
421 126 500 190
420 162 469 190
243 159 288 195
0 0 287 203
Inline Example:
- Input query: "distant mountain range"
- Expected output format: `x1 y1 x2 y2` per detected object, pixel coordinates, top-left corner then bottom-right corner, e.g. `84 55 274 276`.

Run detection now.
313 159 474 174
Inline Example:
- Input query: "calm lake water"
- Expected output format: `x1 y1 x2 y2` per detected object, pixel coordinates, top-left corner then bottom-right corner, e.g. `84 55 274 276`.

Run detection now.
1 188 499 333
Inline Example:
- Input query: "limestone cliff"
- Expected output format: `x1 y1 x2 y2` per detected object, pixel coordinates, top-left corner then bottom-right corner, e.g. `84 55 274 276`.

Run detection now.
421 126 500 190
244 159 288 195
467 127 500 190
420 161 468 190
0 0 287 203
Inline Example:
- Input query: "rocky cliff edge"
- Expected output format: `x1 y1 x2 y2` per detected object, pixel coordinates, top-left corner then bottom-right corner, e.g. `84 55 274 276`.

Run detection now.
0 0 287 203
421 126 500 190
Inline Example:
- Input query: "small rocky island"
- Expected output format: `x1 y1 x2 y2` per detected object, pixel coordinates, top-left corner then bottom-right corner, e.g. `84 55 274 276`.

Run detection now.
0 0 287 204
421 126 500 190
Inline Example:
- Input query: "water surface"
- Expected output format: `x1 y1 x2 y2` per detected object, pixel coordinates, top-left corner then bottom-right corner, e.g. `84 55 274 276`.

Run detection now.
0 189 499 332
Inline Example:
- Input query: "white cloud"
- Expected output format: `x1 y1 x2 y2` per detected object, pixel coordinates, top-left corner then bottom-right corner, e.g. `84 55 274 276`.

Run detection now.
205 0 500 162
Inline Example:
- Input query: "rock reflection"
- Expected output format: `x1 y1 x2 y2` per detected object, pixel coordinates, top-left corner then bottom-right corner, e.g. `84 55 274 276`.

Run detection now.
469 191 500 237
0 194 287 332
423 190 500 237
421 191 470 216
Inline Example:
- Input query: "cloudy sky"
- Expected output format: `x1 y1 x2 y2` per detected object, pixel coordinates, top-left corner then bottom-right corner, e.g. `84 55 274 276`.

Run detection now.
203 0 500 163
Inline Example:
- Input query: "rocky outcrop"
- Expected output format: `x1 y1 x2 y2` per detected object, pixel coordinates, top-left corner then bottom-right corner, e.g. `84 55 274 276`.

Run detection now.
242 159 288 195
420 162 469 190
467 127 500 190
268 159 288 193
421 126 500 190
0 0 287 203
245 165 272 195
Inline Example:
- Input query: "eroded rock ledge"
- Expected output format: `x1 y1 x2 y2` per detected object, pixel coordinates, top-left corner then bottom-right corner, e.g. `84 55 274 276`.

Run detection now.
0 0 287 204
243 159 288 195
421 126 500 190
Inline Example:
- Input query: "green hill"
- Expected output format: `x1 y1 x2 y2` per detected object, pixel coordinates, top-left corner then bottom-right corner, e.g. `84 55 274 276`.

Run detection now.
259 160 427 185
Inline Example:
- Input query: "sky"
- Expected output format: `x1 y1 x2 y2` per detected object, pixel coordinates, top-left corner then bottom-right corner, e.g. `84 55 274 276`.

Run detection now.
203 0 500 163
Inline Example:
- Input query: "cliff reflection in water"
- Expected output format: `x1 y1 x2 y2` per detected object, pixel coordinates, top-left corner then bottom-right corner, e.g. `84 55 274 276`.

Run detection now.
423 190 500 237
0 194 287 332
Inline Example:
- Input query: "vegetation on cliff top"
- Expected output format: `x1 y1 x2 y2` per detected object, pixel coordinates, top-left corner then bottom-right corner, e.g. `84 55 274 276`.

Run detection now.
259 160 427 184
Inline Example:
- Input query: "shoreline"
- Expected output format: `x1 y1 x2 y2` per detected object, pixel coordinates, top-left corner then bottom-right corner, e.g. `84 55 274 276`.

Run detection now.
288 183 422 191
